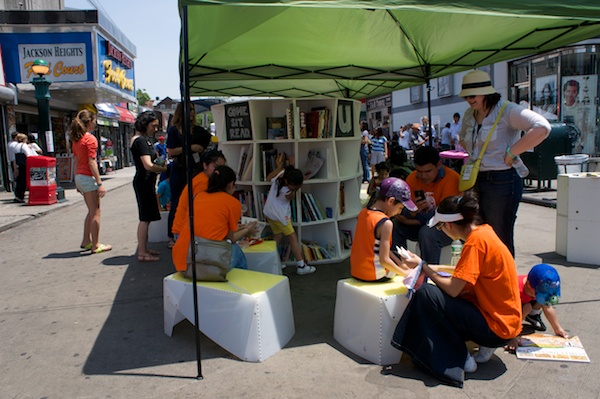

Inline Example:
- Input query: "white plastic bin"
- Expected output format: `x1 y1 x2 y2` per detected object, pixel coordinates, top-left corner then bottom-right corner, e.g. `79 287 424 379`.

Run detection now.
555 154 589 174
587 157 600 172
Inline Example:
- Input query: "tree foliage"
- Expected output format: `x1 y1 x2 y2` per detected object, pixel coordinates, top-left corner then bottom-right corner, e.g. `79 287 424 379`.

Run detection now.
136 89 151 106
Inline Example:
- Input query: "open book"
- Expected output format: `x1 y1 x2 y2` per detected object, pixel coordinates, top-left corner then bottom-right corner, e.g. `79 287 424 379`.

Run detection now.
516 334 590 362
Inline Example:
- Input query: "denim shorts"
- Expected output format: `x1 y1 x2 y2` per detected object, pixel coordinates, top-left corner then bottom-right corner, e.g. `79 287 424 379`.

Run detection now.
75 174 99 193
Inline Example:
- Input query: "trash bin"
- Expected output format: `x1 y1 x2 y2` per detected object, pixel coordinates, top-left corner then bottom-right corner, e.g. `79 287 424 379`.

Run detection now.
26 156 57 205
521 122 577 183
554 154 589 174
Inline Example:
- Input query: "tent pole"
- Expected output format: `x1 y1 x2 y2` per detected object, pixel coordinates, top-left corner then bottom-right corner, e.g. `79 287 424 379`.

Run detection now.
426 74 433 147
181 4 203 380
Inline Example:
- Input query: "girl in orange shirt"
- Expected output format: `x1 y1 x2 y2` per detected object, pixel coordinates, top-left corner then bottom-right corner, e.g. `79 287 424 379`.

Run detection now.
391 191 521 387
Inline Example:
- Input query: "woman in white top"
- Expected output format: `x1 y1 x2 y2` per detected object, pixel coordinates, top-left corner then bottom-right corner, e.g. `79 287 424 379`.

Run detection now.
12 133 37 202
459 70 551 255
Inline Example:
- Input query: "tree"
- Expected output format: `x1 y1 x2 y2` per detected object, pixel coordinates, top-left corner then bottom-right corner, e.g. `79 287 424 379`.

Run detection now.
136 89 151 106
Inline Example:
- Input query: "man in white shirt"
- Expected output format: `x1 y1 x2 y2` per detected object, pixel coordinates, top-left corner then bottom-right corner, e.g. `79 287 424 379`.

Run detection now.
448 113 463 151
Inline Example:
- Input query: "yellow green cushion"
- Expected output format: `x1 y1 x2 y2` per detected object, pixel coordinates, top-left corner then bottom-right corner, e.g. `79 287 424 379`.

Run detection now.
342 276 408 297
172 269 286 295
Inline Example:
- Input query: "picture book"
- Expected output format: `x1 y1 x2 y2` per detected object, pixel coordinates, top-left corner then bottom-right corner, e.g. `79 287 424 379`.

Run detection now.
516 334 590 363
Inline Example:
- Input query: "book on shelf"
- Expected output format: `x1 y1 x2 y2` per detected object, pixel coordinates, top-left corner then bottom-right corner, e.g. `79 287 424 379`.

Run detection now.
302 149 324 180
234 190 255 218
267 117 286 140
305 110 320 138
340 229 353 249
299 110 307 138
516 334 590 363
237 145 251 180
242 153 254 181
285 106 294 139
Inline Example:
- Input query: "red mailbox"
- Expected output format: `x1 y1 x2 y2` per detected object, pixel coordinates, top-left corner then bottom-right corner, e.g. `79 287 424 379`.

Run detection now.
26 156 57 205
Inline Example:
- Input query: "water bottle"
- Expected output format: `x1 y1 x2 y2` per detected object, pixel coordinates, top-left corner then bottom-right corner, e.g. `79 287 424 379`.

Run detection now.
450 240 462 267
512 156 529 178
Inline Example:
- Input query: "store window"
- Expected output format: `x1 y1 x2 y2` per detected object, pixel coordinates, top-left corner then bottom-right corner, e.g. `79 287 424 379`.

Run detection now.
510 44 600 155
560 49 598 153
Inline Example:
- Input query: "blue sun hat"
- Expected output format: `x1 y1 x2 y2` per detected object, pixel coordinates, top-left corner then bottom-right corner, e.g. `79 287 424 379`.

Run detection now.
528 264 561 306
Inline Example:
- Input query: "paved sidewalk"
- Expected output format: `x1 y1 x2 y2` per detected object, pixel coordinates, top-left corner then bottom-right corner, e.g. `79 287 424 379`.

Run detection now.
1 171 599 398
0 166 136 232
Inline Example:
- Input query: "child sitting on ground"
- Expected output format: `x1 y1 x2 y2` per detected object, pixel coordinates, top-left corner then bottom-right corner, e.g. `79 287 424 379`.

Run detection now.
367 161 391 197
520 263 568 338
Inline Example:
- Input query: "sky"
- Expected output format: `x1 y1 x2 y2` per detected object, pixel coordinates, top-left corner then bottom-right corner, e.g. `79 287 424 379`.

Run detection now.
65 0 182 101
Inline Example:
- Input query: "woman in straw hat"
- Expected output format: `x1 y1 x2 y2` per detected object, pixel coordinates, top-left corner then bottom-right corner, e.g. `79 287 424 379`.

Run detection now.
458 70 550 255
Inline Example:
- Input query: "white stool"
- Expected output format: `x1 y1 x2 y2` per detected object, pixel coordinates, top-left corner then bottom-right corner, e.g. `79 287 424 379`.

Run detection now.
163 269 295 362
406 240 452 265
242 240 282 275
333 277 410 365
148 211 169 243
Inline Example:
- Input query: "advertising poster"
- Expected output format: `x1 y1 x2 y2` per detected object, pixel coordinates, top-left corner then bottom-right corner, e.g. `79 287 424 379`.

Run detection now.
561 75 598 154
533 75 558 120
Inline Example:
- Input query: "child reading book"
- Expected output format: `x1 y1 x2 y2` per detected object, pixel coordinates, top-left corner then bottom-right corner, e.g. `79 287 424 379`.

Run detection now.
351 177 417 282
367 161 391 197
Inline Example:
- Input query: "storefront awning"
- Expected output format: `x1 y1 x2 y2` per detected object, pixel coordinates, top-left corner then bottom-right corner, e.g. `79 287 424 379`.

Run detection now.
95 103 120 119
115 105 136 124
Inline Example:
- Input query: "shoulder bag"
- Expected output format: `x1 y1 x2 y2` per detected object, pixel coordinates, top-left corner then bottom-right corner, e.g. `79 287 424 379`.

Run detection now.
458 102 508 192
185 236 232 282
15 145 27 167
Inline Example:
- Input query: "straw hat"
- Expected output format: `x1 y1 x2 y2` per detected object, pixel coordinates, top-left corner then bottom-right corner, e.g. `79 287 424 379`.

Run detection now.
459 70 497 97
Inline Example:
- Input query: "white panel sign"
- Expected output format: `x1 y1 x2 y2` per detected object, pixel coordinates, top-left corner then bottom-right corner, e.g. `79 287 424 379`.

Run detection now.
18 43 87 83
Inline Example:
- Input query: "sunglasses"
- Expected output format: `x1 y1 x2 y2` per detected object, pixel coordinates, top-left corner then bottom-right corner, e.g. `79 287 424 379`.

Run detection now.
464 95 476 99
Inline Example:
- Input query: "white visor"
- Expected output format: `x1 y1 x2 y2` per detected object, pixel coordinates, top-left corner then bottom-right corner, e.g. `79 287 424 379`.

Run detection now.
427 210 464 228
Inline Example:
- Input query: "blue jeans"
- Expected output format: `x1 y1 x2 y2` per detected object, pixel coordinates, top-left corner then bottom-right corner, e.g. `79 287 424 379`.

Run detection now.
229 243 248 270
360 147 370 182
476 168 522 256
392 219 453 264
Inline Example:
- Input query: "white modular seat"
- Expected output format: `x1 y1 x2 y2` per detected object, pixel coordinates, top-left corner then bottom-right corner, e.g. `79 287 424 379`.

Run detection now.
242 240 282 275
164 269 295 362
148 211 169 243
333 277 410 366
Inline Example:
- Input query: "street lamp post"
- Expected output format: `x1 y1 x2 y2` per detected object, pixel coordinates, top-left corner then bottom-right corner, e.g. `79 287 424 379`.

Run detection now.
31 59 52 155
31 59 64 201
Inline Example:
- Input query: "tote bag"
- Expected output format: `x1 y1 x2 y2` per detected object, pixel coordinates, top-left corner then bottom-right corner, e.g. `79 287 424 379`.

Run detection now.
459 102 508 192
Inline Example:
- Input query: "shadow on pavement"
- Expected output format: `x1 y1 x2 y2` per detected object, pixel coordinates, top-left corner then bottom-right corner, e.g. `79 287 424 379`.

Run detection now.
82 257 232 378
535 252 600 270
82 255 355 378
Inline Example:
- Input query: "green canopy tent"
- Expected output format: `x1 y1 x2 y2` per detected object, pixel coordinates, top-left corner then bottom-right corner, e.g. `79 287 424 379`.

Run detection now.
176 0 600 378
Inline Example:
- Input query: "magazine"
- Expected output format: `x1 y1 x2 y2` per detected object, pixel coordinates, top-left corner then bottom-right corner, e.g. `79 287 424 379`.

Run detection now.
516 334 590 363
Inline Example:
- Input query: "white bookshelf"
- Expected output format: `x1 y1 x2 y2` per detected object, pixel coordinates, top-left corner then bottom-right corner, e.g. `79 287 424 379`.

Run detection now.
212 98 362 263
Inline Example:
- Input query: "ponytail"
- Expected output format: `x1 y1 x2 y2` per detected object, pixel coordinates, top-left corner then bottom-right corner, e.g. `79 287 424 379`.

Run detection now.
207 165 236 193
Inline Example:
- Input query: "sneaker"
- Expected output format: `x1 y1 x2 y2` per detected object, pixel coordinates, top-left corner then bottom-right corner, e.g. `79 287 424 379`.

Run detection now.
525 313 547 331
296 264 316 275
464 354 477 373
13 198 25 203
474 346 495 363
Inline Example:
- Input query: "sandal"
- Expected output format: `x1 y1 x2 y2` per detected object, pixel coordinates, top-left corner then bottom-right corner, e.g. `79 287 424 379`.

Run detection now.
148 249 161 256
137 253 160 262
92 244 113 254
167 239 175 249
80 243 93 251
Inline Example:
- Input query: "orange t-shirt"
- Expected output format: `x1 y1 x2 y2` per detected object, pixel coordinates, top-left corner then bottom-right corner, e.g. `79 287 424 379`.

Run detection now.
405 165 460 211
72 133 98 176
172 191 241 271
172 172 209 235
350 208 391 281
452 224 522 339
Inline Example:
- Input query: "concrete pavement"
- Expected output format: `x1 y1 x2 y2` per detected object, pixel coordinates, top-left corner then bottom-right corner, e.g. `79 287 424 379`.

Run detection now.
0 170 599 398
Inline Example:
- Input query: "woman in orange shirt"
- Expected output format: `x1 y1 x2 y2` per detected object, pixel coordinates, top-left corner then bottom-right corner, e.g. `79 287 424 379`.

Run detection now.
391 191 521 387
172 165 257 272
71 110 111 254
